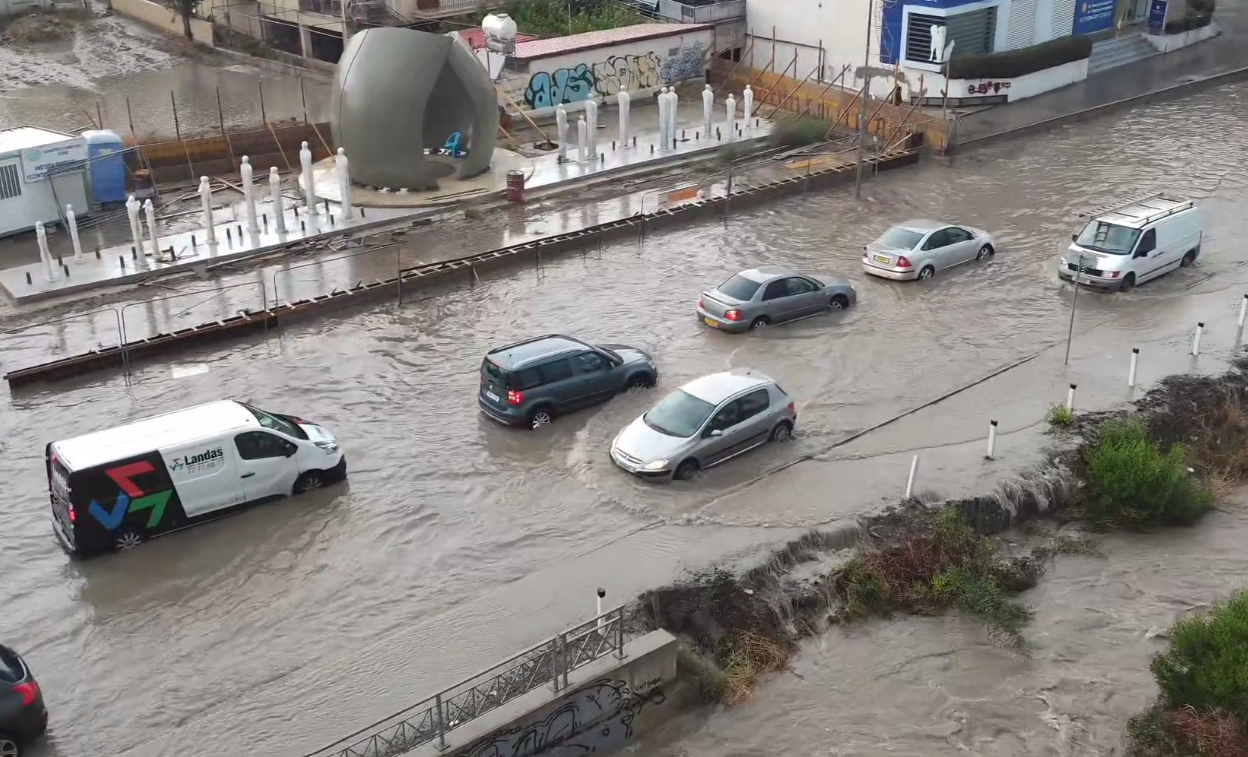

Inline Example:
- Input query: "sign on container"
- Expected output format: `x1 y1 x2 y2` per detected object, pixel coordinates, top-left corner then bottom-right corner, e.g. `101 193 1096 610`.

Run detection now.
21 140 87 183
1072 0 1117 36
1147 0 1169 34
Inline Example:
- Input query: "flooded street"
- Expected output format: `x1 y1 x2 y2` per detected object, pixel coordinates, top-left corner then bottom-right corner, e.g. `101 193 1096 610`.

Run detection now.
2 77 1248 756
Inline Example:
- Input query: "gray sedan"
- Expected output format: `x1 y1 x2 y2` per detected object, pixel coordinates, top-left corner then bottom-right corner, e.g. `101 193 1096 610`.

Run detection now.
609 369 796 481
861 219 996 281
696 266 857 332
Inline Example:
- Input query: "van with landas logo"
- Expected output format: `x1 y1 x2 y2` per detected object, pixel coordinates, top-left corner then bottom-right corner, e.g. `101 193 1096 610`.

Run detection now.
46 400 346 556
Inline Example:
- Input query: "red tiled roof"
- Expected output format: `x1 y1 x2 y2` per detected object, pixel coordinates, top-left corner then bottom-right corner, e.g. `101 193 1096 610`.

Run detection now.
511 23 713 62
454 27 539 50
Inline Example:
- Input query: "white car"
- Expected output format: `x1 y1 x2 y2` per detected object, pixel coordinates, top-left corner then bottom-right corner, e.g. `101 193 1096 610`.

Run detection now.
862 219 997 281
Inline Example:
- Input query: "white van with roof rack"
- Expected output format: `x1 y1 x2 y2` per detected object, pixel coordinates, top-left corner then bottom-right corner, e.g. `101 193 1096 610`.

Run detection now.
1058 193 1205 291
46 400 346 556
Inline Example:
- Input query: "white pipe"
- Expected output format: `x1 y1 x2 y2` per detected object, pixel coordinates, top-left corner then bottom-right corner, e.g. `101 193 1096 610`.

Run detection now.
668 89 680 148
66 204 83 261
1066 383 1076 412
657 86 669 149
986 420 998 460
725 94 737 142
270 167 286 233
1240 295 1247 327
584 99 598 158
240 156 259 234
555 105 569 162
198 176 217 248
336 148 353 220
743 84 755 121
299 140 317 215
35 221 55 282
126 194 143 266
596 588 606 628
576 116 587 163
904 455 919 499
1193 322 1204 356
702 84 713 138
617 87 630 144
143 199 160 264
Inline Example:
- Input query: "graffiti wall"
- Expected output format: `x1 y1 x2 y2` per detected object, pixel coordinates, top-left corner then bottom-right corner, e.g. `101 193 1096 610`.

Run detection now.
522 37 710 110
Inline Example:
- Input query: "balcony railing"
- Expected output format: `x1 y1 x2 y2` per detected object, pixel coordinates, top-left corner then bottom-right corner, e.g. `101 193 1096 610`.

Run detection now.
656 0 745 23
298 0 342 16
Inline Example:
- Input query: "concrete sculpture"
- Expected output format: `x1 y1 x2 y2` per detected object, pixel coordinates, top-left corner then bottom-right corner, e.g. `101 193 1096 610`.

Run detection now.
331 27 498 191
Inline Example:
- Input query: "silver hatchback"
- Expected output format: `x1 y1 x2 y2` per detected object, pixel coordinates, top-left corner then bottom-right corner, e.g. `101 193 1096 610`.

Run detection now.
610 369 796 481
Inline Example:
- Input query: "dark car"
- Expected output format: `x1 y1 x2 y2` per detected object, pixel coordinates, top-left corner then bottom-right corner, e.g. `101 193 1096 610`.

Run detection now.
0 644 48 756
479 334 658 429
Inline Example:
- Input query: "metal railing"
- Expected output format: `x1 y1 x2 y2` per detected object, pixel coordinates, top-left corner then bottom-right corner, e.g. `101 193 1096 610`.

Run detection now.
298 0 342 15
657 0 745 23
306 606 627 757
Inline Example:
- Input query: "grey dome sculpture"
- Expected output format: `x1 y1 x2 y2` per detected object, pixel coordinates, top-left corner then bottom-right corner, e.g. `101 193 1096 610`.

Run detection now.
330 27 498 191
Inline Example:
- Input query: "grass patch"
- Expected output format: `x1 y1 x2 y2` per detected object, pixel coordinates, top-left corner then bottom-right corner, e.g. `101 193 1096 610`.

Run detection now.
1081 417 1213 530
1127 590 1248 757
1047 402 1075 429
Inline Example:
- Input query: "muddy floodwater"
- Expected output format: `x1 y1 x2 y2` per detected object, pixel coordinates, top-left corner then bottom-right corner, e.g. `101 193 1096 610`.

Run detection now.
3 79 1248 756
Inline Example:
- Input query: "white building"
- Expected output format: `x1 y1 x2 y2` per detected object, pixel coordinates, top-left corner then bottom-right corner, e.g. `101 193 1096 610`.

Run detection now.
746 0 1116 100
0 127 90 239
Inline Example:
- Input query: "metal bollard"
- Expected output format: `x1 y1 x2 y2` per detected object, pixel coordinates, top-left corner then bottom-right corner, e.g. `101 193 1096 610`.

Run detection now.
236 224 243 239
1240 295 1247 327
904 455 919 499
131 246 137 259
1193 322 1204 356
632 136 636 147
650 144 654 153
1129 348 1139 387
119 255 125 269
94 247 100 259
612 140 616 150
360 207 365 217
191 234 197 248
24 271 31 285
986 420 998 460
300 220 306 232
226 228 233 244
1066 383 1076 412
62 264 69 278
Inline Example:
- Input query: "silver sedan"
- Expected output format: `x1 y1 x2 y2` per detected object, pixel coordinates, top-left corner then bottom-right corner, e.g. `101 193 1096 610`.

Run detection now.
696 266 857 332
862 219 997 281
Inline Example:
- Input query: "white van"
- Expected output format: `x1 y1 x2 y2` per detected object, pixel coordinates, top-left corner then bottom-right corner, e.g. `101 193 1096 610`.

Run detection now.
1058 194 1204 291
46 400 346 556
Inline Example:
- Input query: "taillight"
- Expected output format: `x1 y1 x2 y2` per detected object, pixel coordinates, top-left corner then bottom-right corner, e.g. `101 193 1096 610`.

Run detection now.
698 296 704 309
724 309 741 321
896 255 913 268
69 505 76 523
13 681 38 706
786 401 795 413
862 247 868 259
507 390 523 406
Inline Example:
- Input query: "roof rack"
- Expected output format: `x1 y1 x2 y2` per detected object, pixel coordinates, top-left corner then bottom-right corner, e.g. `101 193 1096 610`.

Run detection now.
1081 192 1193 227
486 334 569 354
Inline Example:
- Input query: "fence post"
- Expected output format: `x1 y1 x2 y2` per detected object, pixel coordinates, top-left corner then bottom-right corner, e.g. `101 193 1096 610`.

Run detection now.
560 632 571 690
435 692 447 750
615 608 625 660
550 636 563 693
396 245 403 306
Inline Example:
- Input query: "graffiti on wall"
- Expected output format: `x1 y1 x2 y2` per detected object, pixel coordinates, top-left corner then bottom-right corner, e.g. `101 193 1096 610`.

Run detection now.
458 677 667 757
522 42 707 109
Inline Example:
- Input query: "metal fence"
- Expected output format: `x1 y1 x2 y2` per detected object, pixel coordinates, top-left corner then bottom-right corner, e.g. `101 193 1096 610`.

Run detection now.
0 308 126 379
307 606 626 757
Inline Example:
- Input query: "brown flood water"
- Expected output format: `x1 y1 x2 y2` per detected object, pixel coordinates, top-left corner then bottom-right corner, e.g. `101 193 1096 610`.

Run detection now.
2 72 1248 757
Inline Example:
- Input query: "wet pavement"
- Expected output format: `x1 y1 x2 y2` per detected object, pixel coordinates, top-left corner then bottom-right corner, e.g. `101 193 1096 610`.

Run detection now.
3 77 1248 757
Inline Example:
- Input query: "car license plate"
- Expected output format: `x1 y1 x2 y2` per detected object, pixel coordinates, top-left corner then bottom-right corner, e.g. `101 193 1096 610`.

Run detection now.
872 254 891 264
485 390 500 402
704 317 719 328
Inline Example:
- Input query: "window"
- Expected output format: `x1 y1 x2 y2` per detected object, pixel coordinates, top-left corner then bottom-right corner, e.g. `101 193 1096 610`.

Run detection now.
905 14 943 63
716 274 763 301
1136 229 1157 255
762 280 789 301
786 278 820 296
707 400 741 432
243 403 305 439
0 163 21 201
643 389 716 438
574 352 611 373
1075 221 1141 256
876 227 924 250
923 230 952 250
538 358 573 384
946 227 974 244
509 367 544 391
235 431 295 460
737 389 771 419
946 6 998 58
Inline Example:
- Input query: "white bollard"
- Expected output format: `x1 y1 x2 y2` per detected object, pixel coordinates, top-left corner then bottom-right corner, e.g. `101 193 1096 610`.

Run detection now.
657 86 669 149
35 221 55 282
1066 383 1076 412
596 587 605 627
125 194 145 268
198 176 217 248
1192 322 1204 356
904 455 919 499
743 84 755 122
576 116 588 163
336 148 354 220
617 87 631 145
1128 348 1139 387
701 84 713 138
143 199 160 264
240 156 259 234
299 141 317 216
585 99 599 158
270 167 286 233
1239 295 1247 327
555 105 569 162
66 204 83 261
986 420 998 460
725 94 737 142
668 89 680 147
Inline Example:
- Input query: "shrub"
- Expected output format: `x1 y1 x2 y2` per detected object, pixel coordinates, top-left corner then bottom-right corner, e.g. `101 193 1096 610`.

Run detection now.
1164 14 1213 33
1047 402 1075 429
1151 590 1248 724
1081 417 1212 529
769 116 832 147
948 35 1093 81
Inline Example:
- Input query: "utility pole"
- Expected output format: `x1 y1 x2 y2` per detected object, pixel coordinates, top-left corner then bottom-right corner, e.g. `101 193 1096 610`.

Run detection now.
853 0 874 199
1064 254 1085 365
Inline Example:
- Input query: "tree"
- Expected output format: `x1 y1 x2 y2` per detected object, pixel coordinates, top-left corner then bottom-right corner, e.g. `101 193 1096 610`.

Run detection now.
164 0 197 39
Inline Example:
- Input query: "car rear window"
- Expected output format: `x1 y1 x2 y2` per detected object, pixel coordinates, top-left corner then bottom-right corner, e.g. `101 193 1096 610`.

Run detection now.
876 227 924 250
482 358 507 384
0 646 24 682
716 274 762 301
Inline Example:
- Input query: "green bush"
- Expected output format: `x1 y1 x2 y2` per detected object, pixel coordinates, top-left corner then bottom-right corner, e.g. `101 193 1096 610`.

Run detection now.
1164 13 1213 33
1151 590 1248 723
948 35 1093 80
768 116 832 147
1082 417 1212 529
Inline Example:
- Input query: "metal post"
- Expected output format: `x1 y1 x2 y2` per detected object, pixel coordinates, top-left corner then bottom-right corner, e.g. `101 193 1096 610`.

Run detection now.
1239 294 1247 327
560 632 570 690
615 608 625 660
986 420 997 460
550 637 562 692
904 455 919 499
853 0 873 200
1066 383 1076 412
1192 322 1204 356
396 246 403 306
1064 254 1083 365
1128 347 1139 387
596 587 605 628
434 692 447 750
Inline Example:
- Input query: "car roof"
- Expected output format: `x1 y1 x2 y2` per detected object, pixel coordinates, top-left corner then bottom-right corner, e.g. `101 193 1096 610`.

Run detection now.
738 266 799 283
681 369 776 404
53 400 259 471
893 219 947 232
486 334 590 370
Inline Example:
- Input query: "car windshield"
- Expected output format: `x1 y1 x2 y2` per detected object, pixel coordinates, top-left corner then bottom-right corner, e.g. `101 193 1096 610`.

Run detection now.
875 227 925 250
244 404 306 439
715 274 762 301
643 389 716 438
1075 220 1141 255
597 346 622 363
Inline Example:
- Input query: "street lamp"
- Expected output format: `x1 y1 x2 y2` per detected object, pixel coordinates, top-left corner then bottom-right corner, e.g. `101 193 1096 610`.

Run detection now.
853 0 873 199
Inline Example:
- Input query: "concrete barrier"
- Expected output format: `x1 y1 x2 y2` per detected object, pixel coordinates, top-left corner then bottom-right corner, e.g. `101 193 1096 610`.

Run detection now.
406 631 681 757
112 0 214 46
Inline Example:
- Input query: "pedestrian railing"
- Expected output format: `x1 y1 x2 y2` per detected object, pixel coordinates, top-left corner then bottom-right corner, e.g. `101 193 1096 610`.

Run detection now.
305 606 627 757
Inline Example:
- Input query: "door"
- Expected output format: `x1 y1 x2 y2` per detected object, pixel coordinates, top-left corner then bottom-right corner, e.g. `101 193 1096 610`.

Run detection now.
571 351 618 406
163 441 243 518
945 226 979 264
761 278 815 322
699 399 743 466
783 277 826 318
534 357 582 410
1132 228 1162 281
704 389 774 466
919 229 953 269
233 431 300 502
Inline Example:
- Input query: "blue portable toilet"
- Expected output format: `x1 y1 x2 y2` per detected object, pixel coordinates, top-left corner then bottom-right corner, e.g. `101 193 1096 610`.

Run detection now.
81 129 126 206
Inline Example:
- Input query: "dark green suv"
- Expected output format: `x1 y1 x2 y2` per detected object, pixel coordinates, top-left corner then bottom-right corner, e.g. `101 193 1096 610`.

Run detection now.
478 335 659 429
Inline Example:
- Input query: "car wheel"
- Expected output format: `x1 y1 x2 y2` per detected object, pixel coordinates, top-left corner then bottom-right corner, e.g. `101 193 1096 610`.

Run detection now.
1119 273 1136 292
1181 250 1197 268
627 373 654 390
976 244 995 261
527 407 555 429
750 316 770 330
114 531 143 551
0 733 22 757
918 265 935 280
828 294 849 311
294 471 326 495
769 421 793 442
674 459 700 480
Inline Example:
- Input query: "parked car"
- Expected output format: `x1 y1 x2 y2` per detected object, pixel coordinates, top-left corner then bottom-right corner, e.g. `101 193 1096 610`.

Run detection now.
609 369 795 481
1058 194 1203 291
862 219 996 281
0 643 48 757
478 334 658 430
697 266 857 332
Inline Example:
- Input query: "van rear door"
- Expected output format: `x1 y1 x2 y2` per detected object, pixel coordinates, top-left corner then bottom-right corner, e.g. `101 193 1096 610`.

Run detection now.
160 440 244 518
46 444 75 546
480 358 510 407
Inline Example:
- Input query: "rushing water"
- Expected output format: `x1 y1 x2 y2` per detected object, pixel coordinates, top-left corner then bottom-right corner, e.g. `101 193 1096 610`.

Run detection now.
3 78 1248 757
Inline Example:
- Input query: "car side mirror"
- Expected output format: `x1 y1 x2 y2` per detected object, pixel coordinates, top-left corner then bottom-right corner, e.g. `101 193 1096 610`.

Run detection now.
707 428 723 438
1134 249 1148 259
1071 234 1077 242
286 446 297 457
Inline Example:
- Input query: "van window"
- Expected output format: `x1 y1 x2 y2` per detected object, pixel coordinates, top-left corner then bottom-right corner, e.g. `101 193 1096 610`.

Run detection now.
235 432 295 460
508 367 544 391
1135 229 1157 255
574 352 611 372
538 358 574 383
243 404 306 439
1075 221 1141 255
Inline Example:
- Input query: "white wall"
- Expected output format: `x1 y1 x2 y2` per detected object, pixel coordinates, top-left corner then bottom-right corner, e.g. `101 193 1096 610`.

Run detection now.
745 0 882 96
905 56 1086 102
0 156 89 237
